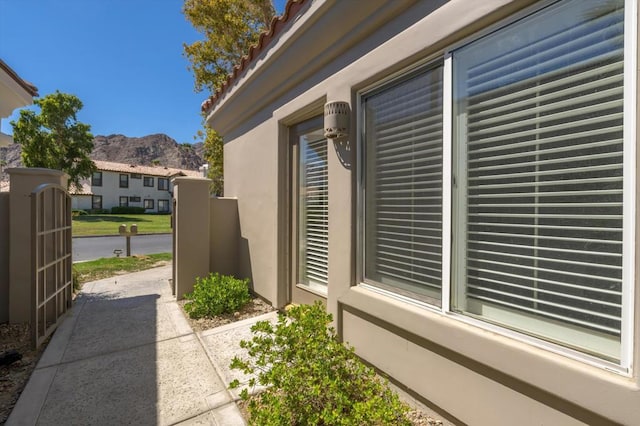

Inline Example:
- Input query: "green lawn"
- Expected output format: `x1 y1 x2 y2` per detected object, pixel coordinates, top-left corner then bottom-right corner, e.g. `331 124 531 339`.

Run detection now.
73 214 172 236
74 252 172 285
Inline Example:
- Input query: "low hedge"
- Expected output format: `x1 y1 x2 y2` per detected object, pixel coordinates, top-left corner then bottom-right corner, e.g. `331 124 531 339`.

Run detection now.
110 206 146 214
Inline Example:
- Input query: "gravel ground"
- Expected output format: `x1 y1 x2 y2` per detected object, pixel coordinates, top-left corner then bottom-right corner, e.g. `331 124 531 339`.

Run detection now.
0 323 48 424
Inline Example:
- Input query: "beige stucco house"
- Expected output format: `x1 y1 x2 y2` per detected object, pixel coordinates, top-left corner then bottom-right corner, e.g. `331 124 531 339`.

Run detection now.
0 59 37 147
202 0 639 423
72 160 199 213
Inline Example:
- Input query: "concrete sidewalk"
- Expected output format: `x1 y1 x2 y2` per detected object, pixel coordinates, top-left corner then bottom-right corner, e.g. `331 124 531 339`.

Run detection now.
7 265 277 426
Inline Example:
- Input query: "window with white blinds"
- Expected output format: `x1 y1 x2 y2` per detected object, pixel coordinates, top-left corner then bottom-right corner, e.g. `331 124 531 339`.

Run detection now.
363 64 443 303
452 0 626 361
298 130 328 290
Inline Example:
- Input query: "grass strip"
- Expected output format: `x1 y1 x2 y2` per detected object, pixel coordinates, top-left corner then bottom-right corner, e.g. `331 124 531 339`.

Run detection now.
72 214 172 236
74 252 172 285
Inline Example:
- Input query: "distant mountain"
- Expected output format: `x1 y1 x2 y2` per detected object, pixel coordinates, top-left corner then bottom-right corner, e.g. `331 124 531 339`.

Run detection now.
0 133 205 181
92 134 204 170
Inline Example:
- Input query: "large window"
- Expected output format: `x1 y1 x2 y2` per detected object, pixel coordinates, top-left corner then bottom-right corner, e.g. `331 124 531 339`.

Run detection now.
360 0 633 366
362 64 443 304
119 196 129 207
144 199 154 210
119 174 129 188
144 176 154 187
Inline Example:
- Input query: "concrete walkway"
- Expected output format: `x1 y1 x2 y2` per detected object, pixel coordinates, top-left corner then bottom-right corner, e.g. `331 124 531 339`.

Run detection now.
7 265 277 426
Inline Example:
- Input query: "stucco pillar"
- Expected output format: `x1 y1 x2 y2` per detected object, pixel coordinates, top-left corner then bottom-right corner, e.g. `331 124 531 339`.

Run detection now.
8 168 68 323
173 177 211 299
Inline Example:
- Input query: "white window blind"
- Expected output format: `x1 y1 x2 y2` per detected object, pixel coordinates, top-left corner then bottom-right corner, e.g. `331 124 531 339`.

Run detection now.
453 0 625 360
363 65 443 302
299 134 328 288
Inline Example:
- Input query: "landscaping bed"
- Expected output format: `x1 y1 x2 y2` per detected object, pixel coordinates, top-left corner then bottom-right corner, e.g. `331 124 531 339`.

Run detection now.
177 296 275 333
0 324 48 424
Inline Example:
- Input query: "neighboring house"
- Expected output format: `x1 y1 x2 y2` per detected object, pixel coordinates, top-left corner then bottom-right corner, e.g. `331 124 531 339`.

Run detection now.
202 0 639 424
71 160 199 213
0 59 38 146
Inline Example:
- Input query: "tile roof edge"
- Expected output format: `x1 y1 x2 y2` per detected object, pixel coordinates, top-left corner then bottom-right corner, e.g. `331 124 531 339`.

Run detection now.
0 59 39 97
201 0 308 114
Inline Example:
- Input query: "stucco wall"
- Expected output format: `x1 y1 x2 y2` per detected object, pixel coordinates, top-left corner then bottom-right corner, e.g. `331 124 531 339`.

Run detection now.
208 0 640 423
224 119 281 304
0 192 9 322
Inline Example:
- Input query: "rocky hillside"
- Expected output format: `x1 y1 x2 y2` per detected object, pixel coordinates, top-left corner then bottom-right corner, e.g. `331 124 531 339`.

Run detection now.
0 133 205 181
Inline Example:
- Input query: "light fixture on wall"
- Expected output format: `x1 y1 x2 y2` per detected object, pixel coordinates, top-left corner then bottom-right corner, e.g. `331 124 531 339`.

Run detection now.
324 101 350 139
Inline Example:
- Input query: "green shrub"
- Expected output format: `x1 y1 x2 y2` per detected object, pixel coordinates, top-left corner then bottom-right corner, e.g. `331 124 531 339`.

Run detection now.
72 266 80 293
184 273 251 318
110 206 146 214
88 208 110 214
72 209 88 217
230 302 410 426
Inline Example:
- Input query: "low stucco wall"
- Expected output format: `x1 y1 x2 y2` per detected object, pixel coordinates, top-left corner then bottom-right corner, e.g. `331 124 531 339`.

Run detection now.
209 197 239 279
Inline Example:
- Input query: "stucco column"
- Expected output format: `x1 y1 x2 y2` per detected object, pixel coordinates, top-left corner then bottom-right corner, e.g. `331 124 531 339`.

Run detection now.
7 168 68 323
326 97 356 323
173 177 211 299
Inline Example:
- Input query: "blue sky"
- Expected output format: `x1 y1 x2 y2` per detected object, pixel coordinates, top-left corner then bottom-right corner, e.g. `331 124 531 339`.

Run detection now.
0 0 287 144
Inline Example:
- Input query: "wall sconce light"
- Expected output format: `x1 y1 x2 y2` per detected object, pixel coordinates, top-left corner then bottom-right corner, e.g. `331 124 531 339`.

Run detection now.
324 101 350 139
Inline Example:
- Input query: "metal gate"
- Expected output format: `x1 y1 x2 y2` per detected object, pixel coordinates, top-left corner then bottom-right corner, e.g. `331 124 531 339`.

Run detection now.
31 183 73 348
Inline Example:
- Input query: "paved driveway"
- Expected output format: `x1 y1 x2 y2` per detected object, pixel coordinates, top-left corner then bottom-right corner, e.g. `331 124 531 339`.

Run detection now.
73 234 172 262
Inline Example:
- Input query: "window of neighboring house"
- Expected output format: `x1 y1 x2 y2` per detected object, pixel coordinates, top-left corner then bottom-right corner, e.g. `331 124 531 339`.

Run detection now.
360 0 634 367
158 178 169 191
92 195 102 210
144 199 154 210
158 199 169 213
143 176 154 187
293 118 328 293
129 196 141 203
119 196 129 207
119 174 129 188
92 171 102 187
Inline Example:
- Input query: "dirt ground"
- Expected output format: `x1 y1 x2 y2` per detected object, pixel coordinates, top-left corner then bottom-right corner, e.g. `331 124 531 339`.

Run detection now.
177 296 276 333
0 323 48 424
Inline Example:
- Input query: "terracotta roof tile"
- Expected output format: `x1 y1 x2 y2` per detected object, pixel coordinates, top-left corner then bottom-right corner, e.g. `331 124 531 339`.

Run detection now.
201 0 308 113
94 160 199 178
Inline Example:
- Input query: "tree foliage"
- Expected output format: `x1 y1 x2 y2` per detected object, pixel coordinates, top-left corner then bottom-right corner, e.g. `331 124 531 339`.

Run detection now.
11 91 95 189
182 0 275 94
198 126 224 195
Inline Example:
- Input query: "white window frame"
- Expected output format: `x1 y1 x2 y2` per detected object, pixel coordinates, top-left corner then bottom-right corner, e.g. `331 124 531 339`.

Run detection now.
357 0 636 374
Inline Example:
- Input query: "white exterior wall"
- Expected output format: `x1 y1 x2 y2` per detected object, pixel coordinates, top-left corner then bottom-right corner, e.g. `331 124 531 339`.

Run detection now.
71 195 92 211
91 170 172 213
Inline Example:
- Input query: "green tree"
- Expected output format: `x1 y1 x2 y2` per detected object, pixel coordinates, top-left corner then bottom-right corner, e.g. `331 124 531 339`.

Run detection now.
198 126 224 196
11 91 95 189
182 0 275 94
183 0 276 195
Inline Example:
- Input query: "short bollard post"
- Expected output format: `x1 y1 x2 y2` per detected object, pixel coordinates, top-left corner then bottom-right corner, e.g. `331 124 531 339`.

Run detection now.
118 224 138 257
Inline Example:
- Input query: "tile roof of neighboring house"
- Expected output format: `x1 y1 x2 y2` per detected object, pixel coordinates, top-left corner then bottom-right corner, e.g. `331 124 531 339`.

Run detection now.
69 181 93 196
94 160 201 178
0 59 38 97
201 0 308 113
